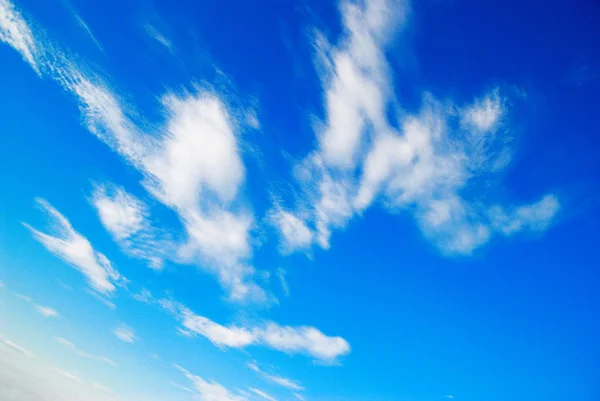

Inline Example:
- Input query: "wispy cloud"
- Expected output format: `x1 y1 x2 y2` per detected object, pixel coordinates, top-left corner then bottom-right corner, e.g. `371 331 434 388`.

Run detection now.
270 209 313 253
91 183 169 269
73 14 103 52
247 362 303 391
275 268 290 297
91 382 117 398
160 299 350 362
47 365 85 384
15 292 59 318
113 324 136 343
143 23 175 53
34 305 59 317
0 1 267 303
0 336 36 358
23 198 125 294
249 387 278 401
55 337 117 367
175 364 247 401
1 337 122 401
0 0 39 71
58 0 103 52
272 0 559 255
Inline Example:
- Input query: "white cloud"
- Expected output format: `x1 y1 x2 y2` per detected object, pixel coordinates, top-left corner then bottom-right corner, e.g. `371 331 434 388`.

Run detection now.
47 365 84 384
0 0 39 71
72 13 103 52
0 336 36 358
148 94 252 285
55 337 117 367
56 0 103 52
92 185 147 241
34 305 59 317
489 195 560 236
248 388 277 401
293 393 305 401
14 291 59 318
0 2 266 302
160 298 256 347
272 0 559 256
162 299 350 362
260 323 350 362
91 184 167 269
461 91 503 132
113 324 136 343
247 362 303 391
2 336 189 401
133 287 154 303
275 268 290 297
270 209 313 253
24 198 125 294
315 0 407 169
175 365 247 401
181 310 257 348
144 24 174 53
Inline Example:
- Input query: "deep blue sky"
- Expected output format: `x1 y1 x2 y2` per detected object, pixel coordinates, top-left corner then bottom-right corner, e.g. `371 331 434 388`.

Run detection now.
0 1 599 401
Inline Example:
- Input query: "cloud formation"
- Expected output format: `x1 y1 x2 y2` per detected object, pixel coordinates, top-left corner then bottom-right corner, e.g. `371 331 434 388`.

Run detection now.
161 299 350 362
113 324 136 343
0 0 38 71
55 337 117 367
0 1 265 303
272 0 559 255
144 23 175 53
15 292 59 318
247 362 303 391
24 198 125 295
249 387 277 401
176 364 246 401
0 337 117 401
91 183 168 269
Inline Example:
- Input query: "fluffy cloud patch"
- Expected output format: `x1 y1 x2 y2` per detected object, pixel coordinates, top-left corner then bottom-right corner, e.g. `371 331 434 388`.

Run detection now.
489 194 560 235
24 198 125 294
92 185 147 241
461 91 503 132
272 0 559 255
270 209 313 253
91 184 168 269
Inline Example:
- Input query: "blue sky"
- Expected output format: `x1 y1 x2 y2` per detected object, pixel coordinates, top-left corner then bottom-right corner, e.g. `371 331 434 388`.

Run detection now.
0 0 599 400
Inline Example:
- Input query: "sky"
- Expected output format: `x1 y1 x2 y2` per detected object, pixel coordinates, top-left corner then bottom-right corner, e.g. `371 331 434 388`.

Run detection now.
0 0 599 400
